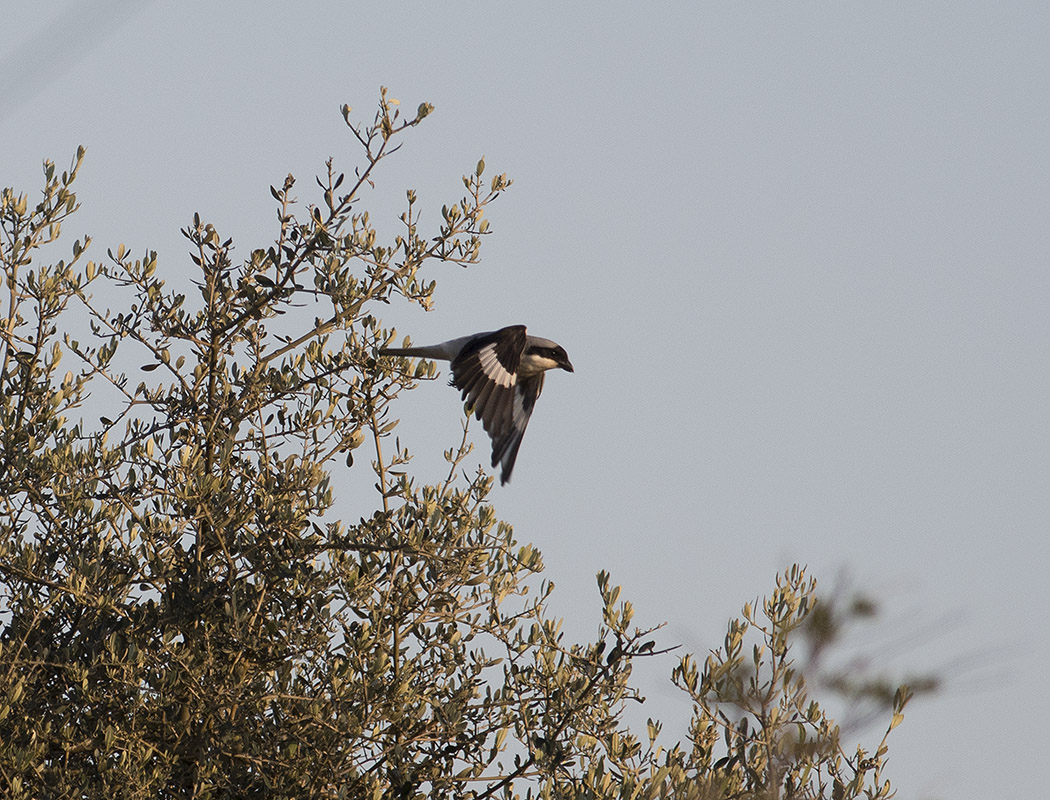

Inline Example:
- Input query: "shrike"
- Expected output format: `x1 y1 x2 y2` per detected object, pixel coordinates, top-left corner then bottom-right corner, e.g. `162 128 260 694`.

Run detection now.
380 325 574 484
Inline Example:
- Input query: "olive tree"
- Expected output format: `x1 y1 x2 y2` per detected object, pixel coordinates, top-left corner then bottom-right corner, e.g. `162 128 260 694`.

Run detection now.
0 90 915 799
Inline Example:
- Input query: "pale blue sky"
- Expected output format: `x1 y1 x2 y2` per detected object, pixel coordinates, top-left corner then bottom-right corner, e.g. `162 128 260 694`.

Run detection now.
4 3 1049 797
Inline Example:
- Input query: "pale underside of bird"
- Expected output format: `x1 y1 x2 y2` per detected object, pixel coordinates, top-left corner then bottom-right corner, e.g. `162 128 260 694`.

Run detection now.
380 325 574 484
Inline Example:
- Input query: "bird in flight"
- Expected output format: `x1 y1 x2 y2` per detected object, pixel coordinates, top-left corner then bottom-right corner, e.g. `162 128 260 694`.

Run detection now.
380 325 574 484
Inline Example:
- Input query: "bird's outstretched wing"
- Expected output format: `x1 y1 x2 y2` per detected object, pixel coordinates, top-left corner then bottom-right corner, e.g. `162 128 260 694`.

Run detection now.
450 325 543 483
490 373 545 484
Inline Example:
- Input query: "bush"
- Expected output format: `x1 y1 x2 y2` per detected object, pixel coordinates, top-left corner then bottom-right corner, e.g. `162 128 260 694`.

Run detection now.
0 90 913 799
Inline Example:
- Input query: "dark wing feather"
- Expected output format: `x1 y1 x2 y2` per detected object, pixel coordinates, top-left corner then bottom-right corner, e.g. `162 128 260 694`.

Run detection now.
491 373 545 484
453 326 526 380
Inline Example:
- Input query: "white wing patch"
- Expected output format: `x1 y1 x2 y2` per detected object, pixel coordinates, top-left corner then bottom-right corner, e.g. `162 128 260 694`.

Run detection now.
476 343 516 388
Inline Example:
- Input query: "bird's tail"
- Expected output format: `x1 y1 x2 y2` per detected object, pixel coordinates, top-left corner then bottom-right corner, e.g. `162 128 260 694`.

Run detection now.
379 344 447 360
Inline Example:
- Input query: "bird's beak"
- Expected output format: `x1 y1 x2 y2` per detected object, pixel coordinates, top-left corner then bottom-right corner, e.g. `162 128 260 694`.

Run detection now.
561 359 574 373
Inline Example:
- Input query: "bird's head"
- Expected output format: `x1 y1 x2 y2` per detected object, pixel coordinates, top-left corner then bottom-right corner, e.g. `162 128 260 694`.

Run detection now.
550 344 574 373
523 339 574 374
